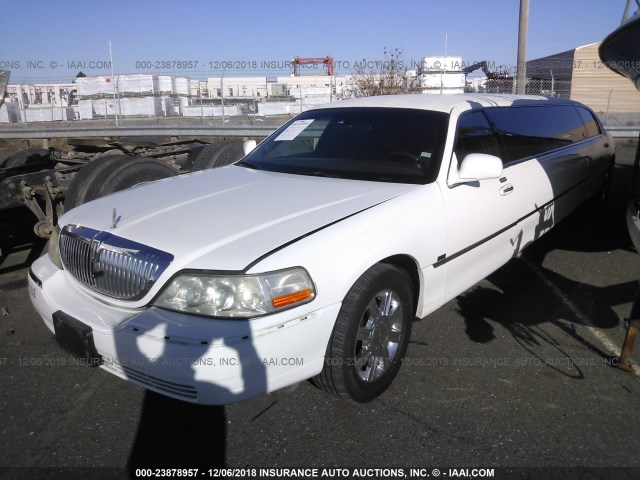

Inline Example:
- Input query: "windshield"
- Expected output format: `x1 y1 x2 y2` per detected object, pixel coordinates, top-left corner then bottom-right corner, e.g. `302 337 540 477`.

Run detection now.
238 107 449 184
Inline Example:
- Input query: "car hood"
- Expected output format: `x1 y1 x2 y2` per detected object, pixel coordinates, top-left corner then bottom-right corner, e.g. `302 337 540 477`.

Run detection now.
60 165 418 272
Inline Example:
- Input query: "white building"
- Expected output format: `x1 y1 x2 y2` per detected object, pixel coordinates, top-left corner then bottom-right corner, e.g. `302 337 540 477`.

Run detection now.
74 75 190 119
190 80 208 98
468 76 488 92
276 75 337 90
206 77 268 99
76 75 163 98
0 103 21 123
7 83 76 109
418 56 466 94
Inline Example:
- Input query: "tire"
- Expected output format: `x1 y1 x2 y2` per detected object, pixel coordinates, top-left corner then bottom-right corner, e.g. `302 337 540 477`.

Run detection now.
314 263 413 402
192 141 244 171
0 148 51 168
95 157 178 198
65 155 131 210
65 155 178 211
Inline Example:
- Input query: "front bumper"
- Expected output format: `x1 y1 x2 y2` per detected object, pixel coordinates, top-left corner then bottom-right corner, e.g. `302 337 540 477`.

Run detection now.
28 255 339 405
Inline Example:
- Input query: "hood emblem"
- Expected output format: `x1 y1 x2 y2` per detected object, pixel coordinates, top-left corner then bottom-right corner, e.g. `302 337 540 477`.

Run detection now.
112 208 121 229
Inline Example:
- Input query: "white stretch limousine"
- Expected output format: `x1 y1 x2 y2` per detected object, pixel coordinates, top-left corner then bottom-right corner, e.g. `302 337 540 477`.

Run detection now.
29 94 614 404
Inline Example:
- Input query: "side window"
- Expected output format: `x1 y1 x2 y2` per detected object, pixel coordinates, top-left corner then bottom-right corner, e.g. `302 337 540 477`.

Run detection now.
454 110 502 164
576 106 602 138
484 106 588 163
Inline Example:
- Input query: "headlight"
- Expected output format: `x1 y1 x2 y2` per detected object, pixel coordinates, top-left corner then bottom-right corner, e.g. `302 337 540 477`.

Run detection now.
47 225 63 270
154 267 316 318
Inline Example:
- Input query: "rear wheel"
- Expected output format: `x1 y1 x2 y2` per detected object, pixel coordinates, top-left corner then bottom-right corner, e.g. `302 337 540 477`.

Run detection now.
314 264 413 402
64 155 178 210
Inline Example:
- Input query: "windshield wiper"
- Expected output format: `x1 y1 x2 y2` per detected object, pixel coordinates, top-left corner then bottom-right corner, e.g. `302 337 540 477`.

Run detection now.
236 160 263 170
298 170 341 178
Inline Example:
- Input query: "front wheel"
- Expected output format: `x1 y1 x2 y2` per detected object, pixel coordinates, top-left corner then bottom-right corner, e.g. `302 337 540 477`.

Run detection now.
314 264 413 402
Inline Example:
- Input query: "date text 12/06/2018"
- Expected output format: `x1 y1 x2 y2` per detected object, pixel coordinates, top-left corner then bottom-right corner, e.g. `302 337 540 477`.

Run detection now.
133 467 496 478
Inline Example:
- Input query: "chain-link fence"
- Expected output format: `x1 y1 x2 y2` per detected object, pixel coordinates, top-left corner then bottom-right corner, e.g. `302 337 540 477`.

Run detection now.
1 82 340 127
0 76 622 127
464 78 572 98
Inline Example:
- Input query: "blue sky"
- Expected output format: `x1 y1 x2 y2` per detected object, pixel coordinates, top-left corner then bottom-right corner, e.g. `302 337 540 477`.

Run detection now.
1 0 630 83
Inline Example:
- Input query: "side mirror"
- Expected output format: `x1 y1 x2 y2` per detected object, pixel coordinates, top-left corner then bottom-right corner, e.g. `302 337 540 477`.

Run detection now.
243 139 257 156
458 153 503 181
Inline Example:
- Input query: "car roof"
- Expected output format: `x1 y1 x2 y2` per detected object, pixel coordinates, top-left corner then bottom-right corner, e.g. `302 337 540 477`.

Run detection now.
316 93 578 113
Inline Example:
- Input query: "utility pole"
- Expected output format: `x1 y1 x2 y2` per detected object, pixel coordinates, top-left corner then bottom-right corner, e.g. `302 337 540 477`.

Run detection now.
109 40 119 126
516 0 529 94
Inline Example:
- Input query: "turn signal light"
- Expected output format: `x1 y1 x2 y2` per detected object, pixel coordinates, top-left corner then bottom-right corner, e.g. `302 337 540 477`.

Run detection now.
272 289 313 309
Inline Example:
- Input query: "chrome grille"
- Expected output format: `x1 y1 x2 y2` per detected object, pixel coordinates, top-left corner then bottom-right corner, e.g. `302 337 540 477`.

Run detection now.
60 225 173 301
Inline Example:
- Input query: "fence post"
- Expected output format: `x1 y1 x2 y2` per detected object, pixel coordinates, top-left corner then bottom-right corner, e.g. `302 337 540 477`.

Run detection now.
116 75 122 124
221 74 225 125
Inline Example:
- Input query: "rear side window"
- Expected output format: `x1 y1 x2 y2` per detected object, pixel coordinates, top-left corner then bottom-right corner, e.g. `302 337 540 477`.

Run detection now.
484 105 588 163
576 106 602 138
454 110 502 164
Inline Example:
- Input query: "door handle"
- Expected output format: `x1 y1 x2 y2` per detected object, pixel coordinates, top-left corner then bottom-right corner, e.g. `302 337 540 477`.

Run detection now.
500 184 514 196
